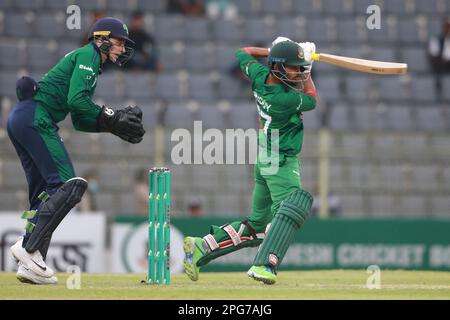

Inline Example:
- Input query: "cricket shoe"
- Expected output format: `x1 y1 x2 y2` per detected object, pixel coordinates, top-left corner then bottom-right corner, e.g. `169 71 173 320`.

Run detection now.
183 236 206 281
10 237 54 278
16 262 58 285
247 265 277 285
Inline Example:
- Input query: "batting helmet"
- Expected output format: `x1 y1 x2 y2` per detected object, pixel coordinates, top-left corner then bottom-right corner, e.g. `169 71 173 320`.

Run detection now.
268 40 310 67
268 40 311 91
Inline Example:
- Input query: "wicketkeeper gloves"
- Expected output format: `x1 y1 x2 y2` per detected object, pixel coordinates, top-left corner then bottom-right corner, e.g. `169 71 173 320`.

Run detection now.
96 105 145 144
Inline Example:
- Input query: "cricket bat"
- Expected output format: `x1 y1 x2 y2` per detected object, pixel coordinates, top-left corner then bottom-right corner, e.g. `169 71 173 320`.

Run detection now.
312 52 408 75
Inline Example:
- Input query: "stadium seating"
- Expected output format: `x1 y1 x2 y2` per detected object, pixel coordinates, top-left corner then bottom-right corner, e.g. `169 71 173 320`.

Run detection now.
0 42 24 70
0 0 449 218
137 0 166 13
328 104 351 130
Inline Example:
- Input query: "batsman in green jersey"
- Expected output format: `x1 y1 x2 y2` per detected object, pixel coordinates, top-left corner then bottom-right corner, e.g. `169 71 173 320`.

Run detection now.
8 17 145 285
184 37 317 284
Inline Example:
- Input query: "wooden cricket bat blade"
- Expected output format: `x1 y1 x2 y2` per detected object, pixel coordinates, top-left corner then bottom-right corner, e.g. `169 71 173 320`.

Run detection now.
312 53 408 75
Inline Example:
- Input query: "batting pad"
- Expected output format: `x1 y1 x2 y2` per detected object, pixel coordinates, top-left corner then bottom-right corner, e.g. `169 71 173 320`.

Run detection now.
197 238 263 267
25 177 88 253
252 189 313 269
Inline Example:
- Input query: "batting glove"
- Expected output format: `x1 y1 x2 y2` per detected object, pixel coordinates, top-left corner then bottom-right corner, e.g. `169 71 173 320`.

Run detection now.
272 36 292 46
297 42 316 65
269 36 293 52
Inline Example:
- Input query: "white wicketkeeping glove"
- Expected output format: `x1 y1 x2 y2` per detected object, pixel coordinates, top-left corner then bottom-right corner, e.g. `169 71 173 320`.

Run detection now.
297 41 316 65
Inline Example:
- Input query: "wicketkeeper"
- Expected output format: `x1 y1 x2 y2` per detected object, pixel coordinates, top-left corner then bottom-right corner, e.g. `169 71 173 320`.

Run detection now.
184 37 317 284
8 17 145 284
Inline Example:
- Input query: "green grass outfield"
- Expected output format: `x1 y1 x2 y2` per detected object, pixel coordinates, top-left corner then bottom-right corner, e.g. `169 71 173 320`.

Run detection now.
0 270 450 300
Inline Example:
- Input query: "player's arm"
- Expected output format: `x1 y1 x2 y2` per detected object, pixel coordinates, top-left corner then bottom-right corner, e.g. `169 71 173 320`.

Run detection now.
294 41 318 112
239 47 269 59
271 77 317 116
235 47 268 81
70 112 100 132
67 51 145 143
301 76 318 112
67 51 103 132
303 76 316 96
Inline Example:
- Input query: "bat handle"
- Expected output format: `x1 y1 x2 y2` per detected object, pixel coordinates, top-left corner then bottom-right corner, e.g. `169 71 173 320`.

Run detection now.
312 53 320 61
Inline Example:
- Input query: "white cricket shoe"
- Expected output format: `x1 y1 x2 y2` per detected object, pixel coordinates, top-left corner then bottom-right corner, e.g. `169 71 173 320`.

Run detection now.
16 263 58 285
10 237 54 278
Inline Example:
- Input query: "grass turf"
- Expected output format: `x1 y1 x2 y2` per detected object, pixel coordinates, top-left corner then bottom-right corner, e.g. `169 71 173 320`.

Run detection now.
1 270 450 300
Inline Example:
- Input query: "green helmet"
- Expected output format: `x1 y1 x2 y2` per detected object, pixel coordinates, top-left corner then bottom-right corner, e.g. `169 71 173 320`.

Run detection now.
268 40 311 91
268 40 310 67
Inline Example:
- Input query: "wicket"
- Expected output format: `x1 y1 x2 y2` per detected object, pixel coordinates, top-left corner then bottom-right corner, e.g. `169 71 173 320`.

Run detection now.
147 167 171 285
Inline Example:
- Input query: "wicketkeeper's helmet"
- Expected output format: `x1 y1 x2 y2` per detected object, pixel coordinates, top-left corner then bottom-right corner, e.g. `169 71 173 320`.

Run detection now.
88 17 134 67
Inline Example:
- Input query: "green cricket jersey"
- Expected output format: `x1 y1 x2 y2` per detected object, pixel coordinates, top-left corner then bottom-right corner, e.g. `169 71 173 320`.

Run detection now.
34 42 103 132
235 49 316 159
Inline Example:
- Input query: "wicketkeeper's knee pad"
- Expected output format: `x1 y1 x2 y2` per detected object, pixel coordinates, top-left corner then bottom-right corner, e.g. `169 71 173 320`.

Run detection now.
25 177 88 253
197 221 271 267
